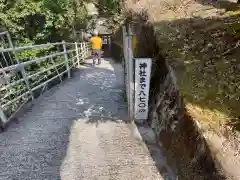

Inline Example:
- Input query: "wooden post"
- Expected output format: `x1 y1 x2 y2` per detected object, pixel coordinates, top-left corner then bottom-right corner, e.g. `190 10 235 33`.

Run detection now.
62 41 70 78
122 25 131 118
128 24 134 120
75 42 80 67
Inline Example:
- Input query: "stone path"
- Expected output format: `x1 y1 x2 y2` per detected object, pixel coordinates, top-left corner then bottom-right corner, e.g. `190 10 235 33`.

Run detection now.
0 59 174 180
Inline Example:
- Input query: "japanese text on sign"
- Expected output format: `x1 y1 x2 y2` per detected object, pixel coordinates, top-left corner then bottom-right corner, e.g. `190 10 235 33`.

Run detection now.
134 58 152 120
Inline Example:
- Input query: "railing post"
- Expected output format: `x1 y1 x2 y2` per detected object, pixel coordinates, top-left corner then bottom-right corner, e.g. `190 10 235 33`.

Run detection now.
75 42 80 67
80 43 83 62
86 42 89 57
62 41 70 78
7 32 34 100
5 31 13 48
20 67 34 100
0 106 7 125
84 43 87 57
81 43 86 61
86 42 88 56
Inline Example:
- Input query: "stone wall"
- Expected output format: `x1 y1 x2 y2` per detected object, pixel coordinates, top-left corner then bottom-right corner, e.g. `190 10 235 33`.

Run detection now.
148 62 224 179
128 13 225 179
149 64 181 135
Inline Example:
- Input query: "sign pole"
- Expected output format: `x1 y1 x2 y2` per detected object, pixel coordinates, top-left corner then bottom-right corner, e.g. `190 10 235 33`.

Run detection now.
128 24 134 120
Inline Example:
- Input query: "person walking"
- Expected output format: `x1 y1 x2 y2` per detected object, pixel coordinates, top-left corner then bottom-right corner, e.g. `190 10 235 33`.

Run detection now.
89 30 102 66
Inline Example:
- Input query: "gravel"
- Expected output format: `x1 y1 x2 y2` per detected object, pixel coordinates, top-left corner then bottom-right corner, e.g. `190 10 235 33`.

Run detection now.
0 59 173 180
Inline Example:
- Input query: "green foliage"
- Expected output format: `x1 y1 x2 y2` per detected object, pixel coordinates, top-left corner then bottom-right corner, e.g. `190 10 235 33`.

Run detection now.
97 0 122 14
0 0 89 117
0 0 122 46
0 0 122 118
0 0 89 46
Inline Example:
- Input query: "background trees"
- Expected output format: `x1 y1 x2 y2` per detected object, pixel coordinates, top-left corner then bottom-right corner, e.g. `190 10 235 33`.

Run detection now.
0 0 89 46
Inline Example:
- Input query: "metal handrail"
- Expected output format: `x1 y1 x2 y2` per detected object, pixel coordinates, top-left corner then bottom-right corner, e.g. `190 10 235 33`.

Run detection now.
1 51 66 72
0 42 63 53
0 31 8 36
0 40 90 125
0 42 90 53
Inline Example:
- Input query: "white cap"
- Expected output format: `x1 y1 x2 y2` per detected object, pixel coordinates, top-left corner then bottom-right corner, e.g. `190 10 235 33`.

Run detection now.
93 29 98 36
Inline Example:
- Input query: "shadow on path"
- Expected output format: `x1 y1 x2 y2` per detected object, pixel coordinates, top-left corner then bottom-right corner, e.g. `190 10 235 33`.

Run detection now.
0 60 128 179
0 58 176 179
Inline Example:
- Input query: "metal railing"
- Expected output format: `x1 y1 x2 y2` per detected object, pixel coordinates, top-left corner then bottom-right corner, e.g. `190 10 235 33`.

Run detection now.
0 31 90 126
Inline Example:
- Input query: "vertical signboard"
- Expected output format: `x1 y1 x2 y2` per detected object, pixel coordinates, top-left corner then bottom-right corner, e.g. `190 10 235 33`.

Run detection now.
134 58 152 121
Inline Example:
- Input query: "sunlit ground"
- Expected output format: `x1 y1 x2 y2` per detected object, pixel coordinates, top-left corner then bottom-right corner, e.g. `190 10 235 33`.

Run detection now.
186 102 229 131
153 7 240 133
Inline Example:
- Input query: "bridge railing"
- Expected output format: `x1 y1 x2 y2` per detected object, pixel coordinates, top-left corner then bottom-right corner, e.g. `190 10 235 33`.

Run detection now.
0 33 90 127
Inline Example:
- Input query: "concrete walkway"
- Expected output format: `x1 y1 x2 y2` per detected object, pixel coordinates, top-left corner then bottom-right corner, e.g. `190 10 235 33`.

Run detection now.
0 59 174 180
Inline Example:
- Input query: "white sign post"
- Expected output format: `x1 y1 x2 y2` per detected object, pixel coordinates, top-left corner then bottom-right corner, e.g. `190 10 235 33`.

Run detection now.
134 58 152 122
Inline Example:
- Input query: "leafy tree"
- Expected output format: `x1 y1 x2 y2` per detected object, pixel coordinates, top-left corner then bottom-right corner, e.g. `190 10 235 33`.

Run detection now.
0 0 89 46
96 0 122 15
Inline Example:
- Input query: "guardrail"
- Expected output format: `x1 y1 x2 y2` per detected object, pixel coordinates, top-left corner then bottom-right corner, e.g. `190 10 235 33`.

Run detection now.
0 33 90 127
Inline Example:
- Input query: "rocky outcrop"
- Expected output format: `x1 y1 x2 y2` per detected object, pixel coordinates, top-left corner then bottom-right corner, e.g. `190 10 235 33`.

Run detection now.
127 13 226 179
148 63 224 179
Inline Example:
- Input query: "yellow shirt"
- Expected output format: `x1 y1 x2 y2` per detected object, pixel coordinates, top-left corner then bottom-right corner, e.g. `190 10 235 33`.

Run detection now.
90 36 102 50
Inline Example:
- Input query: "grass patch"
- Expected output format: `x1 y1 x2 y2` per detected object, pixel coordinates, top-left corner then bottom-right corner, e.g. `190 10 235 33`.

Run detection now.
154 12 240 133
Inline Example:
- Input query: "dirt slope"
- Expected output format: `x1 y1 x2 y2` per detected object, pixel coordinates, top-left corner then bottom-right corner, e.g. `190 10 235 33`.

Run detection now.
124 0 240 178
